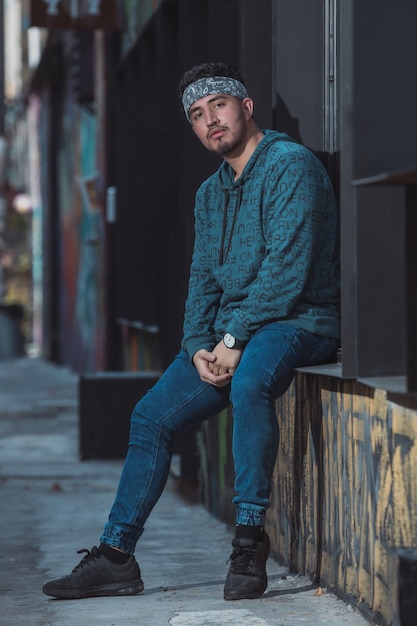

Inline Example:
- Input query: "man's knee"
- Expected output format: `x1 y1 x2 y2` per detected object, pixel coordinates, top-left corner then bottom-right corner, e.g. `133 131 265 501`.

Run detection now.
230 368 264 401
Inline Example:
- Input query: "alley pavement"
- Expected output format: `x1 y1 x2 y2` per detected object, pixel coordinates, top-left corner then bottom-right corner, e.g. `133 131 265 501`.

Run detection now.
0 357 370 626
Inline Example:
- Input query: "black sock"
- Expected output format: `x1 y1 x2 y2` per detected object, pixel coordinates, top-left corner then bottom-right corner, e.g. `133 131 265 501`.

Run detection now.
235 524 265 542
98 543 131 564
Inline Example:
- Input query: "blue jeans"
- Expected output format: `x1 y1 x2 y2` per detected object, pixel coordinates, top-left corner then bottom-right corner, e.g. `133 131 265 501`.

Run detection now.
100 323 338 554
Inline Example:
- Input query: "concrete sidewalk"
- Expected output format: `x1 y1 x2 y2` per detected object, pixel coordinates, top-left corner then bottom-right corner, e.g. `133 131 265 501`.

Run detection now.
0 357 370 626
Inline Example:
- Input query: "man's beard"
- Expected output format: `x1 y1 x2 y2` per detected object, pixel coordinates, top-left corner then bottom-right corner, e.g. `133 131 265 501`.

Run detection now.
214 136 240 155
209 117 246 156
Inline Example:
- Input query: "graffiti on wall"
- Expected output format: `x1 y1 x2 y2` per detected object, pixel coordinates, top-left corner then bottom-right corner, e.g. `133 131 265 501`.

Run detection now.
198 369 417 626
58 103 104 371
75 171 103 371
268 374 417 626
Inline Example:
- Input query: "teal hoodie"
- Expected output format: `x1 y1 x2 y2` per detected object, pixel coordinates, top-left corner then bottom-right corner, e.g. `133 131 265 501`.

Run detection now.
181 130 340 360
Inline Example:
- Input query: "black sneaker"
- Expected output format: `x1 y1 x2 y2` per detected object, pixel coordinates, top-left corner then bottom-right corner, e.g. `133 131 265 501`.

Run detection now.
42 546 144 599
224 532 270 600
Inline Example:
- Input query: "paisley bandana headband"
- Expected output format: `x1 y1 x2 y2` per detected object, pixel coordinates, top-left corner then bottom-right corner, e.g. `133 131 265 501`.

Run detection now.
182 76 249 122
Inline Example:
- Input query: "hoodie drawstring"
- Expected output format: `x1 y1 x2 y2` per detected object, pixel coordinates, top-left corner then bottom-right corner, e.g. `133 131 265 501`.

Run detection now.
219 184 243 266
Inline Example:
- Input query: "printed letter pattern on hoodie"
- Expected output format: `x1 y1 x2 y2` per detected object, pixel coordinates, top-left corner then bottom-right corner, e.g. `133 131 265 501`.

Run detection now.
181 130 340 360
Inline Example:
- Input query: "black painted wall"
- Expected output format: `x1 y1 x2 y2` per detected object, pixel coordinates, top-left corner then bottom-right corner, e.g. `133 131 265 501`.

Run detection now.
107 0 272 369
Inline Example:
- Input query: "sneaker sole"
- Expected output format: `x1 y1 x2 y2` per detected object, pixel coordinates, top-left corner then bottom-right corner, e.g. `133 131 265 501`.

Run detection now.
43 579 144 599
223 577 267 601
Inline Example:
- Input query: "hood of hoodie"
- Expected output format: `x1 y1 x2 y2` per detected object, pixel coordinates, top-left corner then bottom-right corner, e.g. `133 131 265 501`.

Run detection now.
217 129 298 190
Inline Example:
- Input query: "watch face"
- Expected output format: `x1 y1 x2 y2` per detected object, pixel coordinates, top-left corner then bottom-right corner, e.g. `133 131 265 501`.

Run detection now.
224 333 235 348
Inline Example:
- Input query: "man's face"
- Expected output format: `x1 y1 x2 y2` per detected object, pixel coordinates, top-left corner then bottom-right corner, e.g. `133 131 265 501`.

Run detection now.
188 93 252 157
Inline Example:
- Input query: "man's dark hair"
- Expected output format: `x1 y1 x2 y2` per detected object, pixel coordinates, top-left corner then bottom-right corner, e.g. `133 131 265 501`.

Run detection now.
179 62 246 97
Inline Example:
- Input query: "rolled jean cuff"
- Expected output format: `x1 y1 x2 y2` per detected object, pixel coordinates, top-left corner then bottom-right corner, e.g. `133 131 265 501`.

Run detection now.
236 504 266 527
100 523 140 556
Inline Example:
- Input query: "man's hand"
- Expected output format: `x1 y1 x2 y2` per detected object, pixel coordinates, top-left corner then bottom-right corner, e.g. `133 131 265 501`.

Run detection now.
192 348 232 388
211 340 243 376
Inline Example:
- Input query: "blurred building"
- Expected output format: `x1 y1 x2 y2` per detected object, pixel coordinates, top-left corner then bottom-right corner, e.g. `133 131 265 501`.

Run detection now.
3 2 417 624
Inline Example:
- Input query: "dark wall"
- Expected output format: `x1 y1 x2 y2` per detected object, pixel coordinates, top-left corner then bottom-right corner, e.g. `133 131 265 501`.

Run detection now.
353 0 417 179
341 0 417 387
273 0 325 151
107 0 274 368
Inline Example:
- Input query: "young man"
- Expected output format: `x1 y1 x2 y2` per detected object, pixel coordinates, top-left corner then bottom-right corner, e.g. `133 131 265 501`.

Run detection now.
43 62 339 601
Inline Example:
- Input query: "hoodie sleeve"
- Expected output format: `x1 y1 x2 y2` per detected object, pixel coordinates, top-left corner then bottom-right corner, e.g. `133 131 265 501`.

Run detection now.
181 190 222 360
225 148 337 341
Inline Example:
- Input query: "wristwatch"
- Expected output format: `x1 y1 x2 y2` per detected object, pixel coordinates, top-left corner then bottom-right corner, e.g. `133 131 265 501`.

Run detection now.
223 332 246 349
